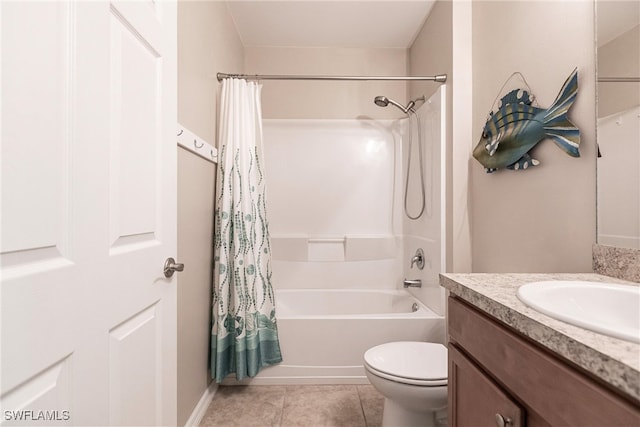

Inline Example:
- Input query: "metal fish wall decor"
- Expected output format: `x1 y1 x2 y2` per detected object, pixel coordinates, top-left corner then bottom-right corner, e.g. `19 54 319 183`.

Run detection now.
473 68 580 173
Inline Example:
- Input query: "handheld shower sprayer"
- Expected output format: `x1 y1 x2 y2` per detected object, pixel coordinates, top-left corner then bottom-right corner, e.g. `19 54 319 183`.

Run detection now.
374 96 409 113
373 95 425 114
373 94 428 220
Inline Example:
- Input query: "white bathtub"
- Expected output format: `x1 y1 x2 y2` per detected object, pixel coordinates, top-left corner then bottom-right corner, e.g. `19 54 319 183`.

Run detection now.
226 289 445 385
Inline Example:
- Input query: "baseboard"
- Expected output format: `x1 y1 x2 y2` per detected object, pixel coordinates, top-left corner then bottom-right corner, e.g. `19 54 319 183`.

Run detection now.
185 382 218 427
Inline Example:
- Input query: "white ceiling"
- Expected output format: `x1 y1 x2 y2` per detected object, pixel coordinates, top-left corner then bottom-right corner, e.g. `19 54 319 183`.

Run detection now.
225 1 437 49
225 1 640 49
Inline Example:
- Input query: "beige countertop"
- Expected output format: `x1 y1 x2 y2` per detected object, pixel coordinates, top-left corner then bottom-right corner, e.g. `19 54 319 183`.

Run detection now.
440 273 640 403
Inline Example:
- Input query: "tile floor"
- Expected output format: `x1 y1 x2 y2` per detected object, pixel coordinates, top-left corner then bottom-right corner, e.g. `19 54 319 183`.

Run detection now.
200 385 385 427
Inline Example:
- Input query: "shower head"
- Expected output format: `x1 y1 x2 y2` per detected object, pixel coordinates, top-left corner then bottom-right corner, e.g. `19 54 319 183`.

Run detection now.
373 95 411 113
374 96 390 107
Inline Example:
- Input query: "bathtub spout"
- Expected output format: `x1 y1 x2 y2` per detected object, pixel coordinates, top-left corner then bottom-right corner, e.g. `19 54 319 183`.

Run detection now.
403 279 422 288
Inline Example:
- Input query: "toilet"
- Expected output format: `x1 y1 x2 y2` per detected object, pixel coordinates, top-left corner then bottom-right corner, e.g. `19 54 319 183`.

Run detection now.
364 341 448 427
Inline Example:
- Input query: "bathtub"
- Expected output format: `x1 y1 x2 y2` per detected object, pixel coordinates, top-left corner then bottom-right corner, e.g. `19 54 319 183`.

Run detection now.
226 289 445 385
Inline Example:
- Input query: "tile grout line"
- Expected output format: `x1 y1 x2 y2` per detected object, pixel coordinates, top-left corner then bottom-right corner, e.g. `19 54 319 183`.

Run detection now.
355 386 370 427
276 386 287 427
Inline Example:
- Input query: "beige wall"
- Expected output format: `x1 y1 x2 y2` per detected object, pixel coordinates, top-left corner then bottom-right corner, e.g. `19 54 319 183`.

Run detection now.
177 1 243 425
244 46 409 119
176 149 216 426
409 1 452 108
470 1 596 273
178 0 244 145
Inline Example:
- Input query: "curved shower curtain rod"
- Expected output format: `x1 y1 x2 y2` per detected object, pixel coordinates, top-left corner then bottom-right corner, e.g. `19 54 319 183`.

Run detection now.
216 72 447 83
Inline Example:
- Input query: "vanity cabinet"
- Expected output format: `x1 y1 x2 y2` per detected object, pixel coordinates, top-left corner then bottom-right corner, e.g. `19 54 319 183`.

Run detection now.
447 296 640 427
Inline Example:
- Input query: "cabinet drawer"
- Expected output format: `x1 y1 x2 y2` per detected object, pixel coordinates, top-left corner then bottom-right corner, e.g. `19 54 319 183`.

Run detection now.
448 296 640 427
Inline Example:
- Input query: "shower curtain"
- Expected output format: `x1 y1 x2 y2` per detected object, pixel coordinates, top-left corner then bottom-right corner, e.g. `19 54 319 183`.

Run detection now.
211 78 282 383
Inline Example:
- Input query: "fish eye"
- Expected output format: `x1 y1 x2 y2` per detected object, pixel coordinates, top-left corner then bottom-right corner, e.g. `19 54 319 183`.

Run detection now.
482 131 488 139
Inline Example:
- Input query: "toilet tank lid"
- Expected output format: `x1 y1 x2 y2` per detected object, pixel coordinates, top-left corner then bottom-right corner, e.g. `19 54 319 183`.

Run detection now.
364 341 448 381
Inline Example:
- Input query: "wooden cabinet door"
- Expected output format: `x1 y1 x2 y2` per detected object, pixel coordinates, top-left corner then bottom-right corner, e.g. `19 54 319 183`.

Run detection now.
449 344 524 427
448 296 640 426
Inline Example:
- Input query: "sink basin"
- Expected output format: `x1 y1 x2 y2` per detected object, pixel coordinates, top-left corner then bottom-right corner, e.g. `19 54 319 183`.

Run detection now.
517 280 640 343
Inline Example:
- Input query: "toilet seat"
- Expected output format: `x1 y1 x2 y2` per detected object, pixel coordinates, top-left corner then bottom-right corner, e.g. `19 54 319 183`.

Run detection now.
364 342 447 387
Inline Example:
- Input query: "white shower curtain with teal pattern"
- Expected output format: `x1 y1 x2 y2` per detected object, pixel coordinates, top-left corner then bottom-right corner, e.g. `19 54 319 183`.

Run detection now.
212 78 282 383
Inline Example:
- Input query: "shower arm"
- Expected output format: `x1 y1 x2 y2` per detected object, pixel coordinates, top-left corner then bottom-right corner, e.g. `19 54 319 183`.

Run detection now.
410 96 426 111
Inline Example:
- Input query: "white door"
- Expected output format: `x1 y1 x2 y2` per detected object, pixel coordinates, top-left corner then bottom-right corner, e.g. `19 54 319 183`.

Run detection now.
1 1 177 426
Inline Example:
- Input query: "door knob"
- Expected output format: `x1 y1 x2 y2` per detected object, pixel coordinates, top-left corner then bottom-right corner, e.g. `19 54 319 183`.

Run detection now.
164 257 184 278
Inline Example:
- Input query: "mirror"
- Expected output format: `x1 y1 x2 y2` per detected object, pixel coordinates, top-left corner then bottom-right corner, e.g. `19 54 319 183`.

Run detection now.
596 1 640 249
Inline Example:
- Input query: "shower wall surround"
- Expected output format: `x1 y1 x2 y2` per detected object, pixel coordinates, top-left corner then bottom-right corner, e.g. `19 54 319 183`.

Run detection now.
262 87 447 314
263 118 404 290
402 86 447 315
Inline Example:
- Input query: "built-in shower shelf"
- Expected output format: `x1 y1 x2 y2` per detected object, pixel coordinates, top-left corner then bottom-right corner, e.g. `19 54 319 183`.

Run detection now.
270 235 397 262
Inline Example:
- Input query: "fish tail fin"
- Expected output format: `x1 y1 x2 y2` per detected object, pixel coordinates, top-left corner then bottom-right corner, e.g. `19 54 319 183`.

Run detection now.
544 122 581 157
543 67 580 157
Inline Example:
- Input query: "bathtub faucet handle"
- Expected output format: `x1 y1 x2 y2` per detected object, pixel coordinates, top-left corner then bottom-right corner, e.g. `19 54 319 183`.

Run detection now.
410 248 425 270
403 279 422 288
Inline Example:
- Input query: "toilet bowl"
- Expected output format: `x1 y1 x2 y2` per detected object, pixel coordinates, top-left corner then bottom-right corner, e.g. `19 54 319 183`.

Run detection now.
364 341 448 427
